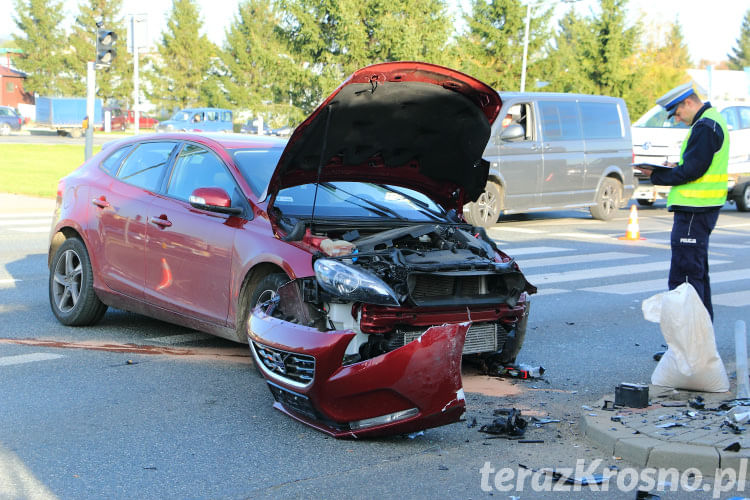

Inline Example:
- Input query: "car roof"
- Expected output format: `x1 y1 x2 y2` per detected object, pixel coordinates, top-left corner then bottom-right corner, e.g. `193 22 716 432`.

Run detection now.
111 132 286 150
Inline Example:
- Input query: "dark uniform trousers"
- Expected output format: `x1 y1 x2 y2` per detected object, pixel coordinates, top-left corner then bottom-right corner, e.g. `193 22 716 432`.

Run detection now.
668 209 720 320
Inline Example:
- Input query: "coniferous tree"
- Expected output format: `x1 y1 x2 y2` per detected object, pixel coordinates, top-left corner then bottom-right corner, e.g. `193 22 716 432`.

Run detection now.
220 0 303 125
66 0 132 106
455 0 551 91
11 0 68 95
728 9 750 70
146 0 217 112
278 0 453 113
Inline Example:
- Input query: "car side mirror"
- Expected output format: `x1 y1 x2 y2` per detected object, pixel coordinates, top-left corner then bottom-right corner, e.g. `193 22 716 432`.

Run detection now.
499 123 525 141
189 187 242 215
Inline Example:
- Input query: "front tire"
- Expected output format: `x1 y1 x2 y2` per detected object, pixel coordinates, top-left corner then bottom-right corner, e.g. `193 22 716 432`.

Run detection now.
590 178 622 221
735 183 750 212
464 182 503 228
49 238 107 326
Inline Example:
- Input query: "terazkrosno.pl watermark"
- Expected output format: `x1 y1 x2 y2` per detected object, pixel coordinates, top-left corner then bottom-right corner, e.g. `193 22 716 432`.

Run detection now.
480 459 749 499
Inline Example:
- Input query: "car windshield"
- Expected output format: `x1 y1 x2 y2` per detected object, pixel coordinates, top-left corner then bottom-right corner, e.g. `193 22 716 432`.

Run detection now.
633 106 688 129
230 147 285 197
274 182 448 222
171 111 191 121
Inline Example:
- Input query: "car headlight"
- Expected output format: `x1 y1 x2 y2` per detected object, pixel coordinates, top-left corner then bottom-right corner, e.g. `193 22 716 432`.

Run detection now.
314 259 399 306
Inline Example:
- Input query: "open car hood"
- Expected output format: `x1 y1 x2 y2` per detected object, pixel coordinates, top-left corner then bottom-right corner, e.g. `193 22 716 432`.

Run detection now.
267 62 501 209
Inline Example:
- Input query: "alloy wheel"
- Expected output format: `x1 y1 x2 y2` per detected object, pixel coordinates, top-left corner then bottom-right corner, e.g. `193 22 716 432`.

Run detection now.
52 249 82 313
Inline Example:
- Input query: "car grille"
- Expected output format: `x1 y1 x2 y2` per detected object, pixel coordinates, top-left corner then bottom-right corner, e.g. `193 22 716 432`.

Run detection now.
410 275 484 299
252 342 315 386
391 322 507 355
267 382 319 421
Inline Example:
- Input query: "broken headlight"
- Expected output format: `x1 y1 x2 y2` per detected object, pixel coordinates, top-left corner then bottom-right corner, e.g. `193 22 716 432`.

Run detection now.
314 259 399 306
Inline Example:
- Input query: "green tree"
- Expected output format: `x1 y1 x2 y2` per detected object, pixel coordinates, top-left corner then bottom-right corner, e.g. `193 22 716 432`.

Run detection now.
630 21 690 119
65 0 133 105
278 0 453 113
220 0 303 125
11 0 68 95
146 0 218 112
543 0 641 112
728 9 750 70
455 0 551 91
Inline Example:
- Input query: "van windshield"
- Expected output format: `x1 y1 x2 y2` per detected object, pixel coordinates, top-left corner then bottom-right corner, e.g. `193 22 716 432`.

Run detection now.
171 111 191 121
633 106 688 129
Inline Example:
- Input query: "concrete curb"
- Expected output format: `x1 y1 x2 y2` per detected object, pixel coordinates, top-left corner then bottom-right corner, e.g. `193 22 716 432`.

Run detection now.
581 386 749 474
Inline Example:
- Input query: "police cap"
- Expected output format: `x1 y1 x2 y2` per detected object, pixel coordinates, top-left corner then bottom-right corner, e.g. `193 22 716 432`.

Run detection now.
656 82 695 118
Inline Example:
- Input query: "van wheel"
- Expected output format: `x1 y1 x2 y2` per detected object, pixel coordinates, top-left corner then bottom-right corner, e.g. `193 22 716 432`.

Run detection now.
464 182 503 228
735 183 750 212
590 178 622 221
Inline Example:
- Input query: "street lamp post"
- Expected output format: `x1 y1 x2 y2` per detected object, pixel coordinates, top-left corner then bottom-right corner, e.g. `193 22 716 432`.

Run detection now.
130 14 147 135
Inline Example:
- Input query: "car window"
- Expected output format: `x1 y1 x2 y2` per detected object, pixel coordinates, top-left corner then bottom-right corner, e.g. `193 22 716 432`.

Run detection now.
116 142 178 191
539 101 582 140
230 148 285 197
275 182 447 221
579 102 623 139
721 107 739 131
167 143 236 201
738 107 750 129
0 108 9 117
101 144 135 176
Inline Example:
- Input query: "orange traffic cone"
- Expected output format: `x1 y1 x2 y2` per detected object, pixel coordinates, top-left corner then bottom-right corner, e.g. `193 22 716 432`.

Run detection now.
619 205 645 240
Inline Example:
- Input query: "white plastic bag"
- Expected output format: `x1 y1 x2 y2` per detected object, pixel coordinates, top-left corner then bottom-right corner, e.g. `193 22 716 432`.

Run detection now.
642 282 729 392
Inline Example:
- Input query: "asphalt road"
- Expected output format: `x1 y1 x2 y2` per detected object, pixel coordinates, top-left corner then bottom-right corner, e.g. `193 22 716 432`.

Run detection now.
1 195 747 499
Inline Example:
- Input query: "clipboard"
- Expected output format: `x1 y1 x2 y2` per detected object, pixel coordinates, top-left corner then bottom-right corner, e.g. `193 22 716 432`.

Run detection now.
631 162 674 171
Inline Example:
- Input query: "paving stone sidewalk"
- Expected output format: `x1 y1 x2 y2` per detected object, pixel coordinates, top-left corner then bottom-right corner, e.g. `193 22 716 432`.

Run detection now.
582 383 750 475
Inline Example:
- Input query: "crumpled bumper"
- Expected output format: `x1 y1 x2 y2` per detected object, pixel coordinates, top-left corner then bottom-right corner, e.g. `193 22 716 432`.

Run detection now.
247 306 469 438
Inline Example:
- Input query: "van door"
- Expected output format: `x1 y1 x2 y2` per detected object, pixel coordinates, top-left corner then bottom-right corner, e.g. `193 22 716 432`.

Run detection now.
494 102 542 211
579 101 628 200
537 100 585 208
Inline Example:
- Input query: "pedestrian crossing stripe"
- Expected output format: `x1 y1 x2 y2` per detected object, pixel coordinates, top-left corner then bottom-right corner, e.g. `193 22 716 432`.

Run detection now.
0 353 64 366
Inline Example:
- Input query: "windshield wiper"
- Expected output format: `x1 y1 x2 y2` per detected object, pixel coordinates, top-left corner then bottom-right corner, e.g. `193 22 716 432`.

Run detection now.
376 184 449 222
319 182 406 221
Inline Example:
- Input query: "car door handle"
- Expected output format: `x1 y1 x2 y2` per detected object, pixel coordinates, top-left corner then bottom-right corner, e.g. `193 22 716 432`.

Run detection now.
92 197 110 208
149 216 172 228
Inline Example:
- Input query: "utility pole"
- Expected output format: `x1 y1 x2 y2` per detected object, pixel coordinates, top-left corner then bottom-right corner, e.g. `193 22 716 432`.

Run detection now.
85 61 95 160
130 14 147 135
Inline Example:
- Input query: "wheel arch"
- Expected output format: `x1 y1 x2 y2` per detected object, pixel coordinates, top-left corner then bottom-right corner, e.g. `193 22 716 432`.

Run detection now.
233 262 290 342
48 226 84 269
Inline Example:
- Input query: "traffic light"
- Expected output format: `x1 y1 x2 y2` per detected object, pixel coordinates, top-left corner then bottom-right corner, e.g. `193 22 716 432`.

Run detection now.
96 28 117 67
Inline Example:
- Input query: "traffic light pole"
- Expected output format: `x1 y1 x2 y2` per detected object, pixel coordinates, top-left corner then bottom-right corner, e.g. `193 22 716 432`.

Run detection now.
85 61 95 160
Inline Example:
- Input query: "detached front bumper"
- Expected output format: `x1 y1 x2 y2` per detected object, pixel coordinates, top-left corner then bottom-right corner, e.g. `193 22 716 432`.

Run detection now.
247 305 469 438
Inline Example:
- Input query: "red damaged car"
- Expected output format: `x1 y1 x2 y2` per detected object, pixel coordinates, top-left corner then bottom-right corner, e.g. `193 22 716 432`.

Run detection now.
48 62 536 437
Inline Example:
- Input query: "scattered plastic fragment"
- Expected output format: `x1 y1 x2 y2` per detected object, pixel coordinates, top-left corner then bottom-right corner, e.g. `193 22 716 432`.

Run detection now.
467 416 477 428
531 417 560 426
438 465 449 471
581 405 593 411
519 464 609 486
653 351 665 361
656 422 685 429
480 408 527 437
636 490 661 499
724 442 742 452
518 439 544 443
689 396 705 410
661 401 687 407
406 431 424 439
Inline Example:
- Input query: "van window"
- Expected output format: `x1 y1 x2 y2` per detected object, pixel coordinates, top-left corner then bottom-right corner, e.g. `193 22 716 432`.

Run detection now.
205 110 219 122
738 107 750 129
721 107 739 130
539 101 582 140
579 102 623 139
221 111 232 122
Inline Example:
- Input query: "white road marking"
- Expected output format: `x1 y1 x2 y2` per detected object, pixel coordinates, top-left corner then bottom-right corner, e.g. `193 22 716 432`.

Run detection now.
489 227 545 234
0 219 52 226
549 232 612 239
580 269 750 295
0 213 52 219
0 279 21 285
711 243 747 249
714 290 750 308
532 288 569 296
525 259 730 285
497 246 571 256
11 227 50 233
145 333 212 345
518 252 644 269
0 353 64 366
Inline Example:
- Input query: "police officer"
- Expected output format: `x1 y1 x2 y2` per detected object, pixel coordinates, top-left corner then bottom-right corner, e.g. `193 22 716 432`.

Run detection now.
639 83 729 321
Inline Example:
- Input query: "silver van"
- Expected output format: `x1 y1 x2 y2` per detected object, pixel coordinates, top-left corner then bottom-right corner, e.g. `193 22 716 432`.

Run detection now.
464 92 635 227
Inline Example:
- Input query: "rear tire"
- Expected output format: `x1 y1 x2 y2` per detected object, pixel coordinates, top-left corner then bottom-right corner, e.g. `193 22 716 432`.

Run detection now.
735 183 750 212
590 178 622 221
464 182 503 228
49 238 107 326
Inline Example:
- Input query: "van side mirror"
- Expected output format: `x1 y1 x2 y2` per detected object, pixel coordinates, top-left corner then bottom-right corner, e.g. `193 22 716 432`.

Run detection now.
499 123 525 141
189 187 242 215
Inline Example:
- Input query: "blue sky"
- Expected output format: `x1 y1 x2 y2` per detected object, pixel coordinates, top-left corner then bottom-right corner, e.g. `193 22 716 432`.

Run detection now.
1 0 748 64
